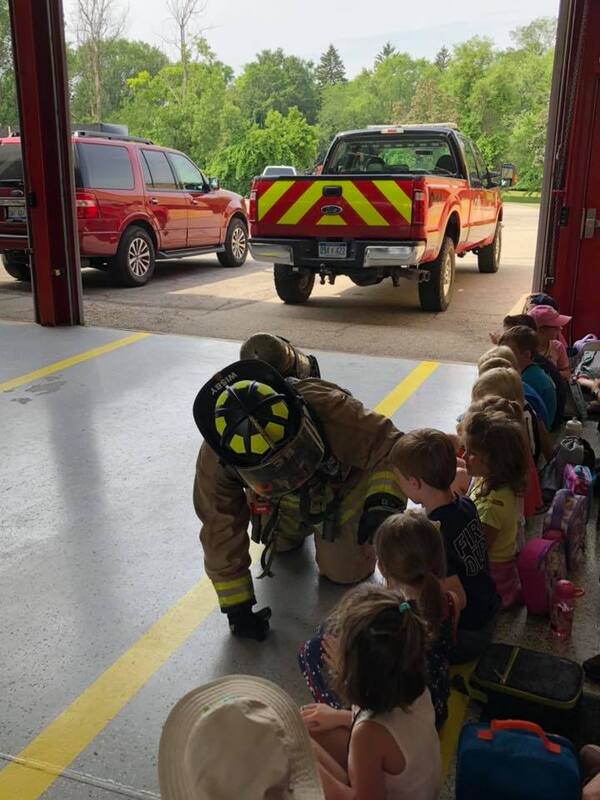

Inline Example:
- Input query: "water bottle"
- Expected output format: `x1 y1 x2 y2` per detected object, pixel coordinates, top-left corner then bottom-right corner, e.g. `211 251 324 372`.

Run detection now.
550 580 584 639
565 417 584 437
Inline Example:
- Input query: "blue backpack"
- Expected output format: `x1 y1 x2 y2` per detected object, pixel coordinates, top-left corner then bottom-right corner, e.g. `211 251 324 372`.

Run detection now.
456 720 580 800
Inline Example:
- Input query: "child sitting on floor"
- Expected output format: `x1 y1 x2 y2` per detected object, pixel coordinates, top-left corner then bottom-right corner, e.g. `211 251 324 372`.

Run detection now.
301 583 442 800
464 404 528 609
299 511 464 728
391 430 499 664
499 325 557 430
528 304 571 379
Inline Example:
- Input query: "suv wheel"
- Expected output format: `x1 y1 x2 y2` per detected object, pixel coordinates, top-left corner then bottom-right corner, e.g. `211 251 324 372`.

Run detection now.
2 252 31 281
217 218 248 268
274 265 315 304
418 236 455 312
478 223 501 273
109 226 156 287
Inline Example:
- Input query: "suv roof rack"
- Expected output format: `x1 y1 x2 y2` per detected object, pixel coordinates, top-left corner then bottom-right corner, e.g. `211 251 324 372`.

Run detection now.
73 129 153 145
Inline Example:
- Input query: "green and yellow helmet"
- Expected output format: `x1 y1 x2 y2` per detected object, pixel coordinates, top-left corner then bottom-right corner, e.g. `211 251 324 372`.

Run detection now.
193 359 326 497
214 379 292 460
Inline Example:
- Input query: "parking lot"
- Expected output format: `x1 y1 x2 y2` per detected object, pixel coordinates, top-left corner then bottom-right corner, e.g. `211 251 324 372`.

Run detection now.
0 202 537 363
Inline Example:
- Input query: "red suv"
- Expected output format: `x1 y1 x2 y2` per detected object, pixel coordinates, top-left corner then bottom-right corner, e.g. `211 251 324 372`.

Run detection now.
0 129 249 286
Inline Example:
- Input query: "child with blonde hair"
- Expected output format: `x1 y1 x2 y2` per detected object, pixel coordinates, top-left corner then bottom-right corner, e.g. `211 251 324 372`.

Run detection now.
302 583 442 800
477 345 518 371
464 406 528 608
299 512 464 727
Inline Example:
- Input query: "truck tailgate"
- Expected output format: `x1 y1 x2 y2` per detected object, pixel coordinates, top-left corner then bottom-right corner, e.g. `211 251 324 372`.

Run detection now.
252 176 414 239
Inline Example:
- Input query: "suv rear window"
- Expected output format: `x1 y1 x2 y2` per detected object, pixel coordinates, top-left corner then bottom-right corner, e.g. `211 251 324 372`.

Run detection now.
77 142 134 190
326 134 457 176
0 142 24 184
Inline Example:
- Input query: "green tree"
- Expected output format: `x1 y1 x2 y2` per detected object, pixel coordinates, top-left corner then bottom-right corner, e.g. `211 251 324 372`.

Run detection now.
70 38 168 123
234 49 320 125
375 41 396 65
510 17 557 55
371 52 429 122
209 108 318 194
434 45 451 71
0 0 17 128
74 0 127 121
407 76 455 124
118 58 231 169
315 44 346 88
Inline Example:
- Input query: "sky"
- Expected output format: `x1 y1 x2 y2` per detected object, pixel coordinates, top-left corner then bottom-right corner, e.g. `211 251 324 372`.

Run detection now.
113 0 560 76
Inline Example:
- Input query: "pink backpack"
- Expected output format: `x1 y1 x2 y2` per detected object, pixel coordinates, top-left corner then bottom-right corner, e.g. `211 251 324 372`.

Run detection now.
517 538 567 615
543 489 587 571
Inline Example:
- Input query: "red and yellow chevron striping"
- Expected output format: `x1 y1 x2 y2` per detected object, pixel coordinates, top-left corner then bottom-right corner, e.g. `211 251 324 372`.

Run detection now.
257 179 413 228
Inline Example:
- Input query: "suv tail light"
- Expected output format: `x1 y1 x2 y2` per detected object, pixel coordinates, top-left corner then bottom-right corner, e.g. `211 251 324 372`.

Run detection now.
412 188 426 226
76 191 99 220
248 185 257 224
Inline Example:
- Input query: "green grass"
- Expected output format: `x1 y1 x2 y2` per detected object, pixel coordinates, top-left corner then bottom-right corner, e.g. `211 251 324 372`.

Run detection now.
501 190 541 204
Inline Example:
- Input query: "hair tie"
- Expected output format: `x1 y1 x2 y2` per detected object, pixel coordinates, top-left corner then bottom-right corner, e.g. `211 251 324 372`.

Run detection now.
398 601 411 614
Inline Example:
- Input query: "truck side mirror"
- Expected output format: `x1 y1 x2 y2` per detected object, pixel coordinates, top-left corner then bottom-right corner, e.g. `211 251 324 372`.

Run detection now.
500 163 516 187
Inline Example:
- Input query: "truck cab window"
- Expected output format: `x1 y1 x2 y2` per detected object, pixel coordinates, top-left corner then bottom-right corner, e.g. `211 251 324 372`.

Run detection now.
459 137 482 188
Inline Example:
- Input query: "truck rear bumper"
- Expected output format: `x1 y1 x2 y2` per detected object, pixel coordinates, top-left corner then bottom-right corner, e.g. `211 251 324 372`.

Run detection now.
249 238 426 270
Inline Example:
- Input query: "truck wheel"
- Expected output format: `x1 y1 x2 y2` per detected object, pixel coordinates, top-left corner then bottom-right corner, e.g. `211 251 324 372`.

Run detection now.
274 265 315 304
418 236 455 312
218 218 248 268
2 252 31 281
109 226 156 287
478 223 501 273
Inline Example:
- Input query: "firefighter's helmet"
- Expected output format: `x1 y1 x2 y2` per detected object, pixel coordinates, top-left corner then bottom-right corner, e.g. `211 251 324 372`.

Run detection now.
193 360 325 497
214 379 293 459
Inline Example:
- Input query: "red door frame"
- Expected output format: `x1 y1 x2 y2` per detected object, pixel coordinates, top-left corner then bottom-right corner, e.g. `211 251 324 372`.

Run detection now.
535 0 600 339
8 0 83 325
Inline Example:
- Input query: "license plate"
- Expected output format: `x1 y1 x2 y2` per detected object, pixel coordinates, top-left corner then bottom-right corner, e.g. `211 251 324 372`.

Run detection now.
318 242 347 259
6 206 26 222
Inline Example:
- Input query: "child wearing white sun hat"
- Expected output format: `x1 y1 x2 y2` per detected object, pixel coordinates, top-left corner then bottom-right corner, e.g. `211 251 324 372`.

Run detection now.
158 675 325 800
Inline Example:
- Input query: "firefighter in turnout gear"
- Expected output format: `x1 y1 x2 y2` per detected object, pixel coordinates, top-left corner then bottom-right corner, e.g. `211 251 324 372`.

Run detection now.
193 344 406 641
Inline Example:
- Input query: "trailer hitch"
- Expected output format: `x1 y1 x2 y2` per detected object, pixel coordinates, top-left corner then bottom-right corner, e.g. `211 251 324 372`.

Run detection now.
319 267 336 285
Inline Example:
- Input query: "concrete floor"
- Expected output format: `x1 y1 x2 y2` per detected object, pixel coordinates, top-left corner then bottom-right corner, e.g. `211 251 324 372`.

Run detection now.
0 203 537 364
1 319 598 800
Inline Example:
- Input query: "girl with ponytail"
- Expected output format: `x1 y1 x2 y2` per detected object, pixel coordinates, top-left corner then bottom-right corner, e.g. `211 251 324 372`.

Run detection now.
299 512 464 730
301 584 442 800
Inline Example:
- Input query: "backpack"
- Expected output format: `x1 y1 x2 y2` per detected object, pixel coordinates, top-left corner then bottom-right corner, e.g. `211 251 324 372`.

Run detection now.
456 720 581 800
563 463 593 498
543 489 587 570
517 538 567 615
575 346 600 380
540 436 595 502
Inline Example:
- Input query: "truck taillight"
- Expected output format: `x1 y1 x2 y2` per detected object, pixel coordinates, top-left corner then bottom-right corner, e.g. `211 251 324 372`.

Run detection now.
76 192 99 220
412 189 426 225
248 190 257 224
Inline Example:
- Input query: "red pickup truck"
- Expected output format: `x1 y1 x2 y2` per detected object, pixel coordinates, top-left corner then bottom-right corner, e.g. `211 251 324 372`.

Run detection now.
248 125 512 311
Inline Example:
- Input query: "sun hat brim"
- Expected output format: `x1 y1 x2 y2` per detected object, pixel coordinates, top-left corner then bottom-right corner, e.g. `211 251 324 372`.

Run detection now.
159 675 325 800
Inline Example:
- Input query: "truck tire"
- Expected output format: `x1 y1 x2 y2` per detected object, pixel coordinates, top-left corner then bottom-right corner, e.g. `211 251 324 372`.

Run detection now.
478 223 501 273
418 236 455 312
2 252 31 281
109 226 156 287
217 217 248 268
274 265 315 304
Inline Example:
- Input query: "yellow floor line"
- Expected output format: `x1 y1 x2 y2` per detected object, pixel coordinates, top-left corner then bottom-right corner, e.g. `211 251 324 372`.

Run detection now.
507 292 530 318
0 332 150 394
374 360 439 417
440 663 474 777
0 361 439 800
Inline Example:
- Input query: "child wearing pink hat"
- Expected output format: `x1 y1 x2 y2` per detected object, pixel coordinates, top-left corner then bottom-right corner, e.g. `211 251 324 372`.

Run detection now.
528 304 571 379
